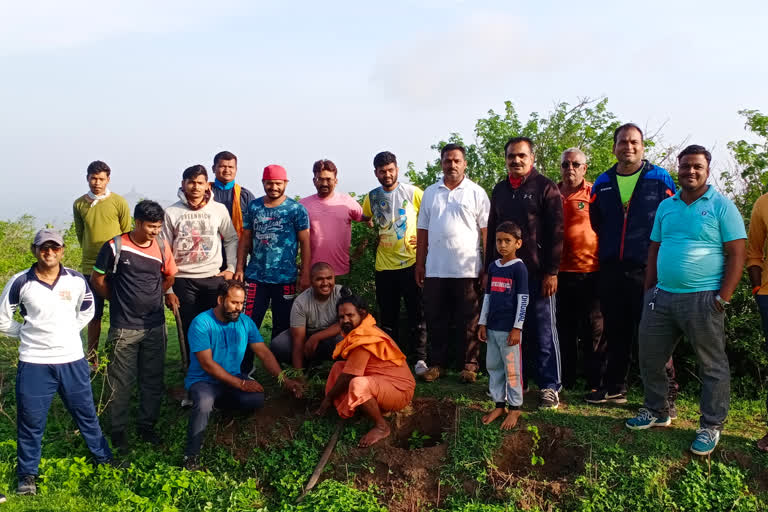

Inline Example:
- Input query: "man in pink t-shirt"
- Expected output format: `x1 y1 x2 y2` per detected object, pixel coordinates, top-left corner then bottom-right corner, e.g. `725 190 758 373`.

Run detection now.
301 160 368 276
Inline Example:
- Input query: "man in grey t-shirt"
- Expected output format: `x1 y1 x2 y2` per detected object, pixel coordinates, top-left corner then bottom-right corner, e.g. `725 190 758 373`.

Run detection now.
270 262 349 368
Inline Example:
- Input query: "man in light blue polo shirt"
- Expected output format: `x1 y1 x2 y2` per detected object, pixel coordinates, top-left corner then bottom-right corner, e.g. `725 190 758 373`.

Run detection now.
625 145 746 457
183 280 303 470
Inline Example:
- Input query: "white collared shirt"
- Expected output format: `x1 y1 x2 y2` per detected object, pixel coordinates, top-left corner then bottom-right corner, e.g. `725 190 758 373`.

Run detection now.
417 176 490 278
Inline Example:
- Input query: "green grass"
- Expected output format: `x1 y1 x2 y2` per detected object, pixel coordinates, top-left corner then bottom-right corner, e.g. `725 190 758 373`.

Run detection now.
0 311 765 511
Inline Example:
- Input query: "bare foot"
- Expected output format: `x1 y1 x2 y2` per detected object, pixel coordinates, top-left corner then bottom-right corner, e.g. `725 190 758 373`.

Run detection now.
500 410 521 430
359 424 391 447
482 407 505 425
757 433 768 453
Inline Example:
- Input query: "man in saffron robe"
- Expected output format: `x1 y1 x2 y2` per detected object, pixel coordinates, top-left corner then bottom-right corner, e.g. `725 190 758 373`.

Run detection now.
316 295 415 447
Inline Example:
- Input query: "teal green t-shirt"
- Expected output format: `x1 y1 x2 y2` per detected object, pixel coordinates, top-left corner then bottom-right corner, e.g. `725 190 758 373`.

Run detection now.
652 186 747 293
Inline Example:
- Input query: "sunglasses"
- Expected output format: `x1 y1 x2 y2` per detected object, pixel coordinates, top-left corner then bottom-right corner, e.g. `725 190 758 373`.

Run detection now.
561 161 585 169
38 244 63 253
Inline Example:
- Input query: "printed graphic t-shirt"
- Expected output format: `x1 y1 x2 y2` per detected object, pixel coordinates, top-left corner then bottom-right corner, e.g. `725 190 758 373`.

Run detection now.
479 258 529 332
243 197 310 284
93 234 178 329
362 183 423 271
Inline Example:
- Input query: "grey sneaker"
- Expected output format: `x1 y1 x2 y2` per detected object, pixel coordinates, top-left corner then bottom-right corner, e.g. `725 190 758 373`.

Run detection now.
668 403 678 420
17 474 36 495
183 455 201 471
181 398 193 408
414 360 429 377
539 389 560 410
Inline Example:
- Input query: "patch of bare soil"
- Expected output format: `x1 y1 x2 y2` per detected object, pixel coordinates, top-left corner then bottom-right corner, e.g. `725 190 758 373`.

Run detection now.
331 398 457 512
213 395 312 461
493 424 585 480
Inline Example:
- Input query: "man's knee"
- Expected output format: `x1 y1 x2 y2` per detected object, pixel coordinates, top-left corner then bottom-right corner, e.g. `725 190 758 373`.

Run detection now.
190 387 216 413
269 330 292 363
349 376 373 396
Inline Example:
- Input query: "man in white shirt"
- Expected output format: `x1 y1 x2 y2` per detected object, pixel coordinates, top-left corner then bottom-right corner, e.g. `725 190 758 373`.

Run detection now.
415 143 490 382
0 229 113 497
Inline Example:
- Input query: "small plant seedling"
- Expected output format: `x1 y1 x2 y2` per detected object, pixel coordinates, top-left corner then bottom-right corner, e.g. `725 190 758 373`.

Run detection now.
527 425 545 466
408 429 432 450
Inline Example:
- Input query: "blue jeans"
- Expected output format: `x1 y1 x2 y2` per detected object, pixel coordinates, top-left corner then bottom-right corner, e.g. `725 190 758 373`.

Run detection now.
184 377 264 456
486 329 523 407
639 289 729 429
16 359 111 476
755 294 768 423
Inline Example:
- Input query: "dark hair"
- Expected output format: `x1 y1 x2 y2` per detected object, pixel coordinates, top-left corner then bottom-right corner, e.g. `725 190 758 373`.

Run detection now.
310 261 334 276
133 200 164 223
337 294 368 314
440 143 466 159
213 151 237 167
677 144 712 165
613 123 644 144
496 221 522 239
312 159 337 176
86 160 111 176
373 151 397 168
217 279 246 298
504 136 534 155
182 164 208 181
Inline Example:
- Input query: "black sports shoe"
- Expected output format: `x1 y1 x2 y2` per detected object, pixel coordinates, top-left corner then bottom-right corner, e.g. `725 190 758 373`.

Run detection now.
183 455 201 471
17 474 36 495
138 427 162 446
585 389 627 404
539 389 560 410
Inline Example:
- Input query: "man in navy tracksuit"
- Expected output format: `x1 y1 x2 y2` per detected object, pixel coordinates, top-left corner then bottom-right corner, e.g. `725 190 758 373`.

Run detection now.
486 137 564 409
587 123 679 409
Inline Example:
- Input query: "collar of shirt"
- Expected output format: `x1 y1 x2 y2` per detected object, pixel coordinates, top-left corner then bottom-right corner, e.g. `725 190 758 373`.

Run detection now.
438 176 469 190
671 184 714 202
214 179 235 191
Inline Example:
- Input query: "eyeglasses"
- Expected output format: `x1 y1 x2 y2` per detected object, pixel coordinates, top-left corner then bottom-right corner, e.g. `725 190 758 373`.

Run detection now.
561 161 585 169
38 245 63 253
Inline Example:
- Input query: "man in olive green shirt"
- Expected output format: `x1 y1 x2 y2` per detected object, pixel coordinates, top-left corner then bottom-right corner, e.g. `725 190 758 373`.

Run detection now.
73 161 132 365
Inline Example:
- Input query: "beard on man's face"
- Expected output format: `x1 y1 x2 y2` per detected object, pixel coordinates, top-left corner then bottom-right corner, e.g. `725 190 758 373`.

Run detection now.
222 308 241 322
341 322 355 334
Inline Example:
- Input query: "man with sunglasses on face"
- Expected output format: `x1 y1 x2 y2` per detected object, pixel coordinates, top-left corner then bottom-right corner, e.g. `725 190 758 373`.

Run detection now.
0 230 114 497
556 149 606 391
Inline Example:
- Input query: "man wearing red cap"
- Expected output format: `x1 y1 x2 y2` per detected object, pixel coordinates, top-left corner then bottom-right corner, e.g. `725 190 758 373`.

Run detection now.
235 165 311 375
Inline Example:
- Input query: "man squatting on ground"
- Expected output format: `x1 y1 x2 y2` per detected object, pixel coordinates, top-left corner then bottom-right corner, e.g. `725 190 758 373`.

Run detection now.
317 295 416 447
72 160 132 367
363 151 428 377
235 164 310 375
182 280 303 470
90 200 177 450
479 221 529 430
625 145 746 456
0 229 115 497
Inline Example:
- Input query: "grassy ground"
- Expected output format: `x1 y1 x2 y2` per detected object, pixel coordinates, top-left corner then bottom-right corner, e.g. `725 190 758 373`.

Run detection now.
0 311 765 511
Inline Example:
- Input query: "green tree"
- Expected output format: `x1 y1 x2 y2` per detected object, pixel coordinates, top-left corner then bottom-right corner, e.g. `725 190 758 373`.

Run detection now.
723 109 768 218
406 97 621 194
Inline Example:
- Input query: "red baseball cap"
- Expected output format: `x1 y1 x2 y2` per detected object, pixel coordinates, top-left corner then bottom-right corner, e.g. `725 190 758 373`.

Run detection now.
263 164 288 181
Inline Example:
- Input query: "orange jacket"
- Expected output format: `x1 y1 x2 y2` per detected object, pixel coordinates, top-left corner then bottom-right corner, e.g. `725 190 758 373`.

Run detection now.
559 181 599 273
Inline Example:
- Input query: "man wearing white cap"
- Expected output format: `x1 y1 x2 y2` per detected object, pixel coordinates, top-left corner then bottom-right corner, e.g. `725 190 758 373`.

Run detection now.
235 164 311 374
0 229 114 497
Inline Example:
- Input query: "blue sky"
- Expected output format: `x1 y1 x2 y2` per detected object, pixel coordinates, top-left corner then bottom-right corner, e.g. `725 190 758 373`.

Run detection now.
1 0 767 224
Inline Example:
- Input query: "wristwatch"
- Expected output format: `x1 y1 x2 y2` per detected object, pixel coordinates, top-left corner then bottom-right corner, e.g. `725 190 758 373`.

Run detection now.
715 294 729 307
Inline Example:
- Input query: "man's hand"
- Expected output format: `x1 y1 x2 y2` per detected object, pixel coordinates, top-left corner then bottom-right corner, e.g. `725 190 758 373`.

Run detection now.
283 378 304 398
241 379 264 393
304 334 320 359
234 270 244 282
407 235 417 249
507 328 522 346
315 396 332 416
478 325 487 343
415 264 426 288
541 274 558 297
217 270 234 280
165 293 180 310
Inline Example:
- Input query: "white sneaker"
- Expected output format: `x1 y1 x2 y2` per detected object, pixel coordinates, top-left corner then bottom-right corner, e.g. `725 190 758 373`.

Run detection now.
181 398 193 408
414 360 429 377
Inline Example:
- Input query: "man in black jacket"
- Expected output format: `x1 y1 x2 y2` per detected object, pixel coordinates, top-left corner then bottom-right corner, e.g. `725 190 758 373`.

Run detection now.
486 137 564 409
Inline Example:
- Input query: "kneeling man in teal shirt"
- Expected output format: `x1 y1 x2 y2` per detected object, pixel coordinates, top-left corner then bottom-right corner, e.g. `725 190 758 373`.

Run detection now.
625 145 746 456
183 280 303 470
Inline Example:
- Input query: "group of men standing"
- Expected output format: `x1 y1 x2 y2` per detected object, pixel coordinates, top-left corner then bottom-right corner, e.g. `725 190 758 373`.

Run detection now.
1 123 767 498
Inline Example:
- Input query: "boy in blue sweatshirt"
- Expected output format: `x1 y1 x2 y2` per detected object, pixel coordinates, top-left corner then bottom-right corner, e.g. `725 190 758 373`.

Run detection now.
479 221 529 429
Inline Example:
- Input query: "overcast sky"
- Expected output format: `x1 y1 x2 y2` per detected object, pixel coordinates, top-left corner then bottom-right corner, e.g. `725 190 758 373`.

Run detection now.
1 0 767 225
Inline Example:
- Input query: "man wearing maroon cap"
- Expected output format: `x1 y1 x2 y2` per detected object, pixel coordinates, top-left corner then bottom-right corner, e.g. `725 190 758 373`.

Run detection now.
235 165 311 374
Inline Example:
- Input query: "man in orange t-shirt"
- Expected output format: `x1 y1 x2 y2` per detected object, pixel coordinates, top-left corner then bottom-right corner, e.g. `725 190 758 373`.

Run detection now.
556 148 606 391
316 295 415 447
